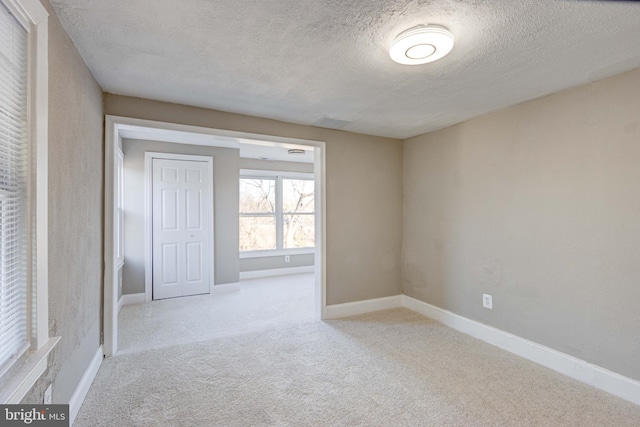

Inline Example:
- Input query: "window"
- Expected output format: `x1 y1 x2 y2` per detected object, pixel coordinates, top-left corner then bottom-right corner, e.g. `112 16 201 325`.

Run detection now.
239 173 314 253
239 178 277 251
0 0 54 404
282 178 314 249
0 0 30 377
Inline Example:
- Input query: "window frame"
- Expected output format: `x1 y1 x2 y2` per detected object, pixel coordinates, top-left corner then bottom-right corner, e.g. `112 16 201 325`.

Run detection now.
239 170 315 257
0 0 59 404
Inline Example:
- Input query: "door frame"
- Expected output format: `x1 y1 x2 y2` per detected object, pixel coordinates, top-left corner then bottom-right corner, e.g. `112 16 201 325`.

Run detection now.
146 152 215 302
104 115 327 357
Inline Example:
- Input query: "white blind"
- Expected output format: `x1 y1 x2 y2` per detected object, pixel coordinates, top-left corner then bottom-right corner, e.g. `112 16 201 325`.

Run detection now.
0 2 30 374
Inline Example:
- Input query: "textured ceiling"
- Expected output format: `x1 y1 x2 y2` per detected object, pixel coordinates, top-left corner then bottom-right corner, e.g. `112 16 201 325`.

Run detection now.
50 0 640 139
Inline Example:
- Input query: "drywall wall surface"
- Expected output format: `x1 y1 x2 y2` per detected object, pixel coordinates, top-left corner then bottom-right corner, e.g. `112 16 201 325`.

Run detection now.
48 320 100 402
240 253 314 272
122 139 240 293
239 158 313 173
23 1 104 403
105 95 403 304
403 68 640 381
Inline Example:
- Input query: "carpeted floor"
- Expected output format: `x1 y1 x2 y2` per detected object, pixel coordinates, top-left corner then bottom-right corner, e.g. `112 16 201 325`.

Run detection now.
75 274 640 426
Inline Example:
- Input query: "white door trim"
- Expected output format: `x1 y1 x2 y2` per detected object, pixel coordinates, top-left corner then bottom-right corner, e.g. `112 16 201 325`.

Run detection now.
104 115 327 356
104 118 118 357
145 152 214 301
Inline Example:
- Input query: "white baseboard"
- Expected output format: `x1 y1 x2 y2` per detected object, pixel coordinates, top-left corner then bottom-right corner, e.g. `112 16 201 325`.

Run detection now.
118 293 146 313
120 285 240 304
402 295 640 406
239 265 314 280
69 346 103 426
213 282 240 295
324 295 403 320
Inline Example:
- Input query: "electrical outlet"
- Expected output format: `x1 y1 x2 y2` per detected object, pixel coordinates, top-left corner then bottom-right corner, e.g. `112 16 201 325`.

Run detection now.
284 255 290 263
482 294 493 309
43 384 52 404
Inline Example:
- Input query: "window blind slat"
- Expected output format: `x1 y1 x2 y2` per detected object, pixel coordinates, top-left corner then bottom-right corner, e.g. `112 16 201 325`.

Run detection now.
0 2 30 375
0 115 29 135
0 78 27 95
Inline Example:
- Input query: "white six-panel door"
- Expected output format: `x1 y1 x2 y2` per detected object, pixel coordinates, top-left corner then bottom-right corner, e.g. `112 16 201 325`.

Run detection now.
152 158 212 300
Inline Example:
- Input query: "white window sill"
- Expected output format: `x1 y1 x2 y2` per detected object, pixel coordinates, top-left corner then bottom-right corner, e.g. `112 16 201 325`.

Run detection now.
0 336 60 404
240 248 315 259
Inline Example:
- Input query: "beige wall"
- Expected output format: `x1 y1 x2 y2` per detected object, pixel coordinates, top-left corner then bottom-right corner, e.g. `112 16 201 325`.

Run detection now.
31 2 640 404
122 139 240 294
240 254 314 273
105 94 404 304
23 1 104 403
403 68 640 381
239 158 314 174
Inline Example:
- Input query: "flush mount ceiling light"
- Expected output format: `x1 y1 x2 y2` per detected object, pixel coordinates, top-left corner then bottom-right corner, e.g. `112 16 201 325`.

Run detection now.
390 24 454 65
288 149 306 156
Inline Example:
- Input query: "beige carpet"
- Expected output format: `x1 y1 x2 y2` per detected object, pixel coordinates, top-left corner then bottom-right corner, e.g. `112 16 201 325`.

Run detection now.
75 274 640 426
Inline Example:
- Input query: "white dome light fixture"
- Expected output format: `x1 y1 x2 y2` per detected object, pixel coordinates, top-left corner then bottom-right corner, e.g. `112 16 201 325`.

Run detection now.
390 25 454 65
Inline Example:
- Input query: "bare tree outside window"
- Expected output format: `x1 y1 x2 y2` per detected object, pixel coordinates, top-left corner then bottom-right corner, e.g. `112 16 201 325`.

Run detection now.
239 176 315 252
283 179 314 248
239 178 276 251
